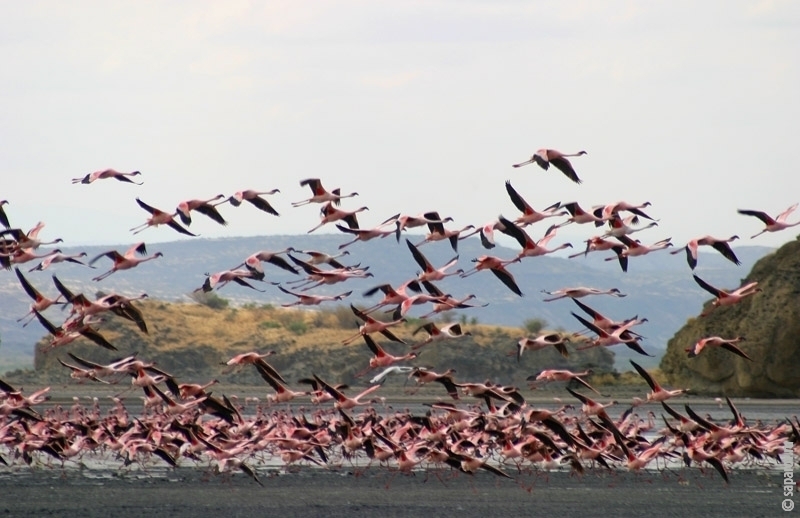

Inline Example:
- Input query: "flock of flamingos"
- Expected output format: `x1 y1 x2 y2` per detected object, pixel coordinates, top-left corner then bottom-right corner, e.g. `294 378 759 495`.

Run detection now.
0 148 798 487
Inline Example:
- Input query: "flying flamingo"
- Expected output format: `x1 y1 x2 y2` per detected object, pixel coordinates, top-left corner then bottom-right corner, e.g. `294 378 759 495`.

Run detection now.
737 203 800 238
89 242 163 281
605 235 673 273
602 213 658 239
1 247 63 268
567 235 618 259
692 274 761 316
175 194 227 226
410 322 471 351
0 200 10 229
415 219 475 253
360 279 422 313
0 222 64 250
629 360 689 403
383 211 453 242
311 373 382 410
514 333 570 361
686 336 751 360
460 255 522 296
355 334 418 377
130 198 196 237
196 269 268 293
541 286 626 302
342 304 407 345
28 251 91 272
254 361 309 403
72 169 143 185
228 189 281 216
292 178 359 207
233 249 298 277
670 235 740 270
597 201 656 225
286 248 351 269
307 203 368 233
556 202 608 227
335 223 395 249
405 239 463 282
14 268 67 326
277 285 352 306
571 312 651 357
497 217 573 260
528 369 603 396
503 181 565 227
512 148 587 184
32 310 116 351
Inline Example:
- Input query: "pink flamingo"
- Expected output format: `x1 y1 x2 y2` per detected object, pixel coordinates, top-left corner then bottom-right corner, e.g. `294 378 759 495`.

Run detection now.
175 194 227 226
130 198 196 237
89 242 163 281
292 178 358 207
738 203 800 238
72 169 143 185
692 274 761 316
512 148 587 184
670 235 740 270
228 189 281 216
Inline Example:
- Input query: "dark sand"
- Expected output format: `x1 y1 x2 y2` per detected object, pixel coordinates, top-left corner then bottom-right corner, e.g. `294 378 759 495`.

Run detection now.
0 465 786 518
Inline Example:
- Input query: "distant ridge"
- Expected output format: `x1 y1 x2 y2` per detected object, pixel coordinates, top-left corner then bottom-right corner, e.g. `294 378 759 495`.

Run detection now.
0 232 774 372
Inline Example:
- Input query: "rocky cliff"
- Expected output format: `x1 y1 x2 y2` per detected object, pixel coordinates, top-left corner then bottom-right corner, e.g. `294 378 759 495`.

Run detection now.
660 236 800 397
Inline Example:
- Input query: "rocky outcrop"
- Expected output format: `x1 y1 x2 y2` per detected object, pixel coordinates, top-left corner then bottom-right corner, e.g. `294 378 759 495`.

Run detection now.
660 236 800 397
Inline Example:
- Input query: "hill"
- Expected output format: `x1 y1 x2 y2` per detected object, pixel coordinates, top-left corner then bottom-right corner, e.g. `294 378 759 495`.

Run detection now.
0 232 774 373
28 299 615 389
660 236 800 397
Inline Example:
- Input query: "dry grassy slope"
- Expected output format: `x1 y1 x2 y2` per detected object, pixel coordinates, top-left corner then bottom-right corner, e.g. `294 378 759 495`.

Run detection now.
660 236 800 397
33 300 615 388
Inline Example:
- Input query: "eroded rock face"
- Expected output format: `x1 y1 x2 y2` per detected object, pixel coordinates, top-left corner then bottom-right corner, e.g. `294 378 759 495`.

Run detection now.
660 237 800 397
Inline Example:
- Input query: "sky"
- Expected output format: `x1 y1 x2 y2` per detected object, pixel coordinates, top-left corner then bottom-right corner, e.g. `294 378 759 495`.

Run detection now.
2 1 799 252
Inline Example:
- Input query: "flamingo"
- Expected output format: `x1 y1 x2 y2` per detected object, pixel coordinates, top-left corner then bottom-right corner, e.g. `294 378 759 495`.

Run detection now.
342 304 407 345
556 202 608 226
514 333 570 361
196 269 267 293
408 367 460 399
308 203 368 233
512 148 587 184
604 235 673 273
686 336 751 360
383 211 453 242
460 255 522 296
571 298 645 338
72 169 143 185
566 387 617 420
567 235 619 259
405 239 463 282
233 249 298 277
504 181 566 227
254 361 309 404
692 274 761 316
670 235 740 270
360 279 422 313
541 286 626 302
410 322 471 351
737 203 800 238
598 201 656 225
415 219 475 253
1 247 63 268
335 223 395 249
228 189 281 216
355 334 418 377
571 312 651 357
0 200 10 229
28 251 91 272
311 373 382 410
277 285 352 306
130 198 196 237
286 248 351 269
292 178 358 207
88 242 163 281
175 194 227 226
529 369 603 396
629 360 689 403
0 222 63 250
368 366 415 385
14 268 67 326
417 281 487 318
602 213 658 239
286 255 373 291
497 217 573 260
32 310 117 351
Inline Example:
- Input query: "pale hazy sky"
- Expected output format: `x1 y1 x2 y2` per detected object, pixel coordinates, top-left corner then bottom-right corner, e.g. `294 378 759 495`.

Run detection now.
2 1 799 250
